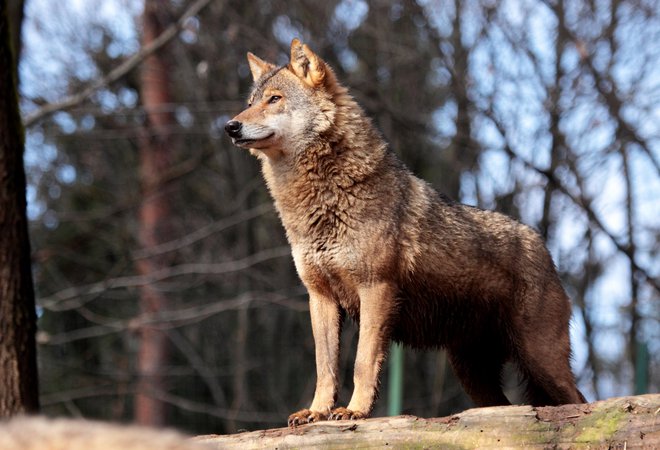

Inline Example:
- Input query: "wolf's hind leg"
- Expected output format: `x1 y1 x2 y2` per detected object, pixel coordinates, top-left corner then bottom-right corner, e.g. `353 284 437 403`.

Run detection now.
516 339 585 406
514 291 586 406
447 343 510 407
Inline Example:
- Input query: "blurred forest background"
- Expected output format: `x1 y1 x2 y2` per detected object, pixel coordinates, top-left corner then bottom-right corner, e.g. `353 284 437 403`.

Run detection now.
11 0 659 435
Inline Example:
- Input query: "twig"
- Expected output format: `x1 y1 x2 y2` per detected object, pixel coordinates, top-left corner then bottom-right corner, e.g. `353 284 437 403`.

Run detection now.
23 0 219 127
484 107 660 294
132 203 274 260
40 246 291 309
37 289 307 345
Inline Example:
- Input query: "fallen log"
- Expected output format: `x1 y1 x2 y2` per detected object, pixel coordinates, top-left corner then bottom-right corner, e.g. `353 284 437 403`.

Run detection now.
0 416 212 450
196 394 660 449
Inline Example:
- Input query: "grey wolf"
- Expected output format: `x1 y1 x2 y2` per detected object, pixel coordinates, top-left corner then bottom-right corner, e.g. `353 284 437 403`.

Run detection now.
225 38 585 426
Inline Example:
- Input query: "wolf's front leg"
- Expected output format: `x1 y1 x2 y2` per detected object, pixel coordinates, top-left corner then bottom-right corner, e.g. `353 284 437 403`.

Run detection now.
330 282 396 420
288 289 341 427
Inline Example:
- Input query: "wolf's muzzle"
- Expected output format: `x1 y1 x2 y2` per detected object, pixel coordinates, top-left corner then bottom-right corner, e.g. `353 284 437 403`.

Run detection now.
224 120 243 138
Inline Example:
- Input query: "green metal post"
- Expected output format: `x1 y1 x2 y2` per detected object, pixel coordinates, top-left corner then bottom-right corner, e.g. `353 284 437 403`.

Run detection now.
388 342 404 416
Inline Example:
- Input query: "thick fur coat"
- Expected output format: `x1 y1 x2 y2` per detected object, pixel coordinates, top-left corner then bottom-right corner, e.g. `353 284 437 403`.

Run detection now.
225 39 585 426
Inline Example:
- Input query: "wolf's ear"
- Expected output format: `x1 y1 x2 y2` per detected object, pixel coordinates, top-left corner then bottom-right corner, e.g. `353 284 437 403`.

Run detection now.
288 38 326 88
247 52 276 82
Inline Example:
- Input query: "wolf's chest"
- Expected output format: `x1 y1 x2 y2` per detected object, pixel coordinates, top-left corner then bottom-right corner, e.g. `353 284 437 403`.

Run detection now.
292 233 361 277
274 180 361 244
292 243 362 316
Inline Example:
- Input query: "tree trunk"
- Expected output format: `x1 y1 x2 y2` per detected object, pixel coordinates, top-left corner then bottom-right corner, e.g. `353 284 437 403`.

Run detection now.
446 0 475 201
134 0 174 427
6 0 23 63
197 394 660 449
0 2 39 417
539 0 566 240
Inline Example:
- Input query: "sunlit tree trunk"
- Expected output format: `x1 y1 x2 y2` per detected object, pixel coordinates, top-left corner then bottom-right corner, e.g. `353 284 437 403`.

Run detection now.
134 0 174 426
0 2 39 417
540 0 566 240
447 0 476 201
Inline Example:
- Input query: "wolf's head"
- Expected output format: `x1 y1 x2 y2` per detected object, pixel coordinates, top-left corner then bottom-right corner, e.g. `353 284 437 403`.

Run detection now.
225 39 344 159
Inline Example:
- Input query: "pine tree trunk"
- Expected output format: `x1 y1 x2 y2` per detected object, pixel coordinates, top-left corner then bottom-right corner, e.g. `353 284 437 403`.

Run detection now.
0 3 39 417
134 0 174 427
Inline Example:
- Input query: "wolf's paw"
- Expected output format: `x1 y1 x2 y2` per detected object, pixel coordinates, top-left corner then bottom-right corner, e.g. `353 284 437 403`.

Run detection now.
328 407 367 420
287 409 327 427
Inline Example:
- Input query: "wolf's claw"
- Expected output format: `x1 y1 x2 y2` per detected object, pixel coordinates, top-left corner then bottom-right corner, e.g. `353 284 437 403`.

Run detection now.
287 409 326 427
328 407 366 421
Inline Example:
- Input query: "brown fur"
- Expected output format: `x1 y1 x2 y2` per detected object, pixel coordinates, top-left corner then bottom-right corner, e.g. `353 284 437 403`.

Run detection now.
225 39 586 426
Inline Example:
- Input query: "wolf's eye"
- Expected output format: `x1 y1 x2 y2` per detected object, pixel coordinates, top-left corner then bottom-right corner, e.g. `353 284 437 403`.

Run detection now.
268 95 281 104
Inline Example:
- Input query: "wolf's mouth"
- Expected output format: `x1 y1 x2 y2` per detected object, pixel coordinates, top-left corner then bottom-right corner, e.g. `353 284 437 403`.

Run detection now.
234 132 275 147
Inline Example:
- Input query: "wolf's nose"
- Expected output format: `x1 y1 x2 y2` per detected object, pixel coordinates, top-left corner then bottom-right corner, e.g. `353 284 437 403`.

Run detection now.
225 120 242 138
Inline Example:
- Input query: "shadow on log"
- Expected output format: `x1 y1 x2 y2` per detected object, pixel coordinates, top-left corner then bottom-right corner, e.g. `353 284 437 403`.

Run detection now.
197 394 659 449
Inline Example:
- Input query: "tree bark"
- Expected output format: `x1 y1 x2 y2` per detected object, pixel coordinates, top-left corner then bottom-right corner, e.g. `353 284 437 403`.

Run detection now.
0 2 39 416
134 0 175 427
447 0 473 200
7 0 23 66
196 394 660 449
539 0 566 240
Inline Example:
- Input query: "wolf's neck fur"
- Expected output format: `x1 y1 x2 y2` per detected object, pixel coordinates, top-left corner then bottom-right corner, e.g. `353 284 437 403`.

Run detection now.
261 91 390 244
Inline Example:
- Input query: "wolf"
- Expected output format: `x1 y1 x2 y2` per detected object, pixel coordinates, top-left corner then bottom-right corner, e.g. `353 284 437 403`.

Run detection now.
225 39 586 426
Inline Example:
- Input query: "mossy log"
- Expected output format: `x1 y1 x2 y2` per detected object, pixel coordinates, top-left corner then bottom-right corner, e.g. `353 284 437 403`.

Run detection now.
196 394 659 449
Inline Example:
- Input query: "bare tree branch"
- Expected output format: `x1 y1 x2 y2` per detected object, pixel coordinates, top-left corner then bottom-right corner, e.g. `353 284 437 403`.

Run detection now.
581 50 660 177
37 289 307 345
166 328 228 407
147 389 283 423
40 246 291 309
132 203 273 260
540 0 660 177
483 107 660 294
23 0 219 127
39 385 282 423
